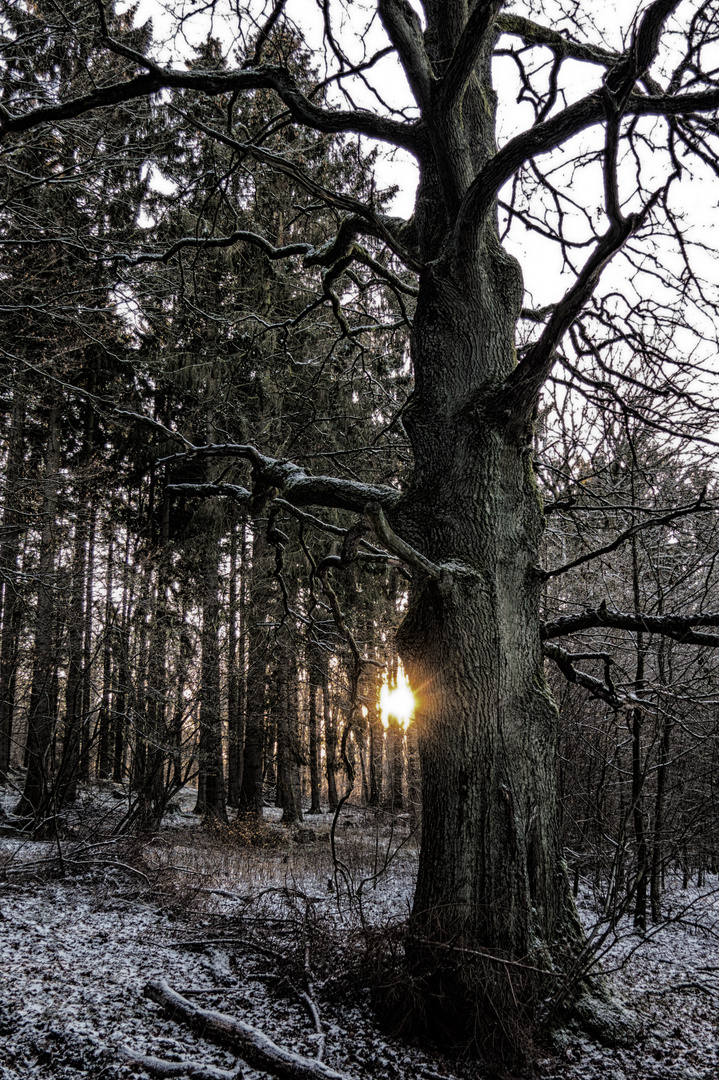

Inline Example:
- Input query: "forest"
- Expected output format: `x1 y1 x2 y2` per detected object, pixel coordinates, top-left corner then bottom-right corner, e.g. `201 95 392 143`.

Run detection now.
3 0 719 1078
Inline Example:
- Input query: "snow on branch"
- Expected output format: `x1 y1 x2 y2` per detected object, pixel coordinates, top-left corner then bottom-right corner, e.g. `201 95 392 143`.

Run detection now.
143 980 355 1080
541 605 719 648
158 442 403 516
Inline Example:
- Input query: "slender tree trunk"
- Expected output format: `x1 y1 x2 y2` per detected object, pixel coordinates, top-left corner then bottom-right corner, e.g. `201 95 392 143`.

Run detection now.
384 651 403 813
97 535 114 779
112 530 133 782
16 405 61 820
136 522 171 829
169 610 193 791
0 391 25 783
368 663 383 808
650 635 672 923
226 521 245 807
406 723 421 828
80 504 96 781
194 539 227 822
307 642 322 814
130 565 151 792
321 649 338 811
239 527 270 817
281 639 303 823
56 508 88 804
631 537 648 932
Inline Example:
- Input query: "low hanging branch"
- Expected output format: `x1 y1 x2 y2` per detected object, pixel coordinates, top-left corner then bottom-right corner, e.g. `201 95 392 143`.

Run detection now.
142 981 355 1080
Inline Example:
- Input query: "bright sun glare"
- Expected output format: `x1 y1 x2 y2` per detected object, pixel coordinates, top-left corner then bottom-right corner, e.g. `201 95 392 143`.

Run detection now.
379 664 415 731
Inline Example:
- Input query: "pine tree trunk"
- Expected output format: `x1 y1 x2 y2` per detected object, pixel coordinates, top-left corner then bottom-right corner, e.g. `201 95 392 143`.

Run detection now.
56 508 88 804
239 527 270 817
307 643 322 814
276 639 303 824
97 535 114 779
112 530 133 783
631 537 648 931
368 662 383 808
194 540 227 822
80 505 96 781
226 521 245 808
16 406 61 820
650 635 672 923
0 390 25 783
321 650 338 811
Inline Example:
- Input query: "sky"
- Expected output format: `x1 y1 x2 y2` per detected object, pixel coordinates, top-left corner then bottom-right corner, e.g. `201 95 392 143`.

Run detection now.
114 0 719 383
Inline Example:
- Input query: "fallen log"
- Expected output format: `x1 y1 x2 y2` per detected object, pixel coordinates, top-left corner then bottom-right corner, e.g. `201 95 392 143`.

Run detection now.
144 980 354 1080
119 1045 242 1080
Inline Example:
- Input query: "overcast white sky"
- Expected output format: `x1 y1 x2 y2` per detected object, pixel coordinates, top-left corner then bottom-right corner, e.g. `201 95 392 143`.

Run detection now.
117 0 719 350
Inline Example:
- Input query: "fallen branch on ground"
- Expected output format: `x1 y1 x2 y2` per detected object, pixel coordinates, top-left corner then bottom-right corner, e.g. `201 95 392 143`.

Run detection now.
119 1045 242 1079
144 979 355 1080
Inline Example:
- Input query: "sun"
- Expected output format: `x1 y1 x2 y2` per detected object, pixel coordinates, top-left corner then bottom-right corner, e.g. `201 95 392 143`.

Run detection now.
379 664 415 731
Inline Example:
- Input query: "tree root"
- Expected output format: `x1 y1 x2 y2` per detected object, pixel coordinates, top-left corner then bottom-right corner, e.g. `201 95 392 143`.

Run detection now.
144 979 354 1080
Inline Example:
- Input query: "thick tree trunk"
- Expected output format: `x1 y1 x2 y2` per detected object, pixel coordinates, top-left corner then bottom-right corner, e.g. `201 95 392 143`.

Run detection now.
395 252 583 992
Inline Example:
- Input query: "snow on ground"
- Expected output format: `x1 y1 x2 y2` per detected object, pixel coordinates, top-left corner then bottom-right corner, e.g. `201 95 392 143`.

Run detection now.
1 786 719 1080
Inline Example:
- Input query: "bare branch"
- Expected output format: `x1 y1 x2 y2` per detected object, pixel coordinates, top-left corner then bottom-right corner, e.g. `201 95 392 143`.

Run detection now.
159 444 403 516
496 14 622 67
0 63 419 153
439 1 503 115
243 0 287 69
364 501 442 579
144 981 353 1080
173 112 422 271
544 493 708 579
378 0 434 109
542 606 719 648
114 230 312 268
543 642 623 708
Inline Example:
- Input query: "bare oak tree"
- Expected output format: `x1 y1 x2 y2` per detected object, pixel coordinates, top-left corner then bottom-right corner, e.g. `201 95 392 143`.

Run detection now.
4 0 719 1048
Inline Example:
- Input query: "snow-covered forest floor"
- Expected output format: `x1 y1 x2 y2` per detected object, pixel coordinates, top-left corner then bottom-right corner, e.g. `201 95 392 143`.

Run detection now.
1 784 718 1080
